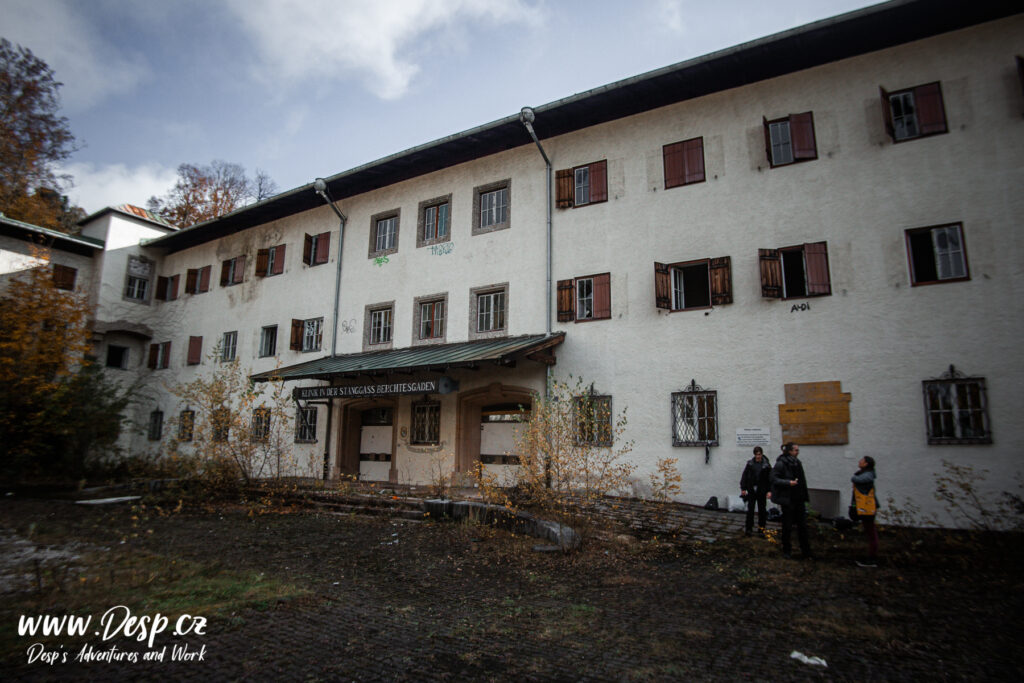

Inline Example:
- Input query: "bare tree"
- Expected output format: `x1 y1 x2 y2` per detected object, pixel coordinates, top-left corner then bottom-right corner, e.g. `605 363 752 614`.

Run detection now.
147 160 278 228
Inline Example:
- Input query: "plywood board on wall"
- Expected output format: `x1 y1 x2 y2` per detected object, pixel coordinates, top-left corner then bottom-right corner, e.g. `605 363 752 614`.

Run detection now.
779 381 851 445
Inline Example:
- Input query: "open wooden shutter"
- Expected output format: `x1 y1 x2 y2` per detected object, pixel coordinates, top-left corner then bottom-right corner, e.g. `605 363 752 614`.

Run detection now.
290 319 303 350
169 274 179 300
148 343 159 369
556 279 575 322
804 242 831 296
220 260 231 286
199 266 211 292
879 86 895 141
663 141 685 189
185 269 197 294
256 249 269 277
654 262 671 309
709 256 733 305
187 336 203 365
315 232 330 264
272 245 285 275
762 117 773 164
593 273 611 319
790 112 817 160
683 137 705 184
914 82 947 136
155 276 168 300
232 255 246 284
759 249 782 298
162 342 170 368
303 234 313 265
589 160 608 203
555 169 574 208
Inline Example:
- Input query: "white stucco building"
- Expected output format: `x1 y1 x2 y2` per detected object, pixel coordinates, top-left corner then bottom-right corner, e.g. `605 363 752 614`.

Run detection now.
6 0 1022 523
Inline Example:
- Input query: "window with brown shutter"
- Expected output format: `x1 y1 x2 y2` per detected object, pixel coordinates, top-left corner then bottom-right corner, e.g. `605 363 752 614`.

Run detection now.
290 319 304 350
271 245 285 274
52 264 77 291
303 234 313 265
592 273 611 319
186 269 198 294
148 343 159 369
560 273 612 322
256 248 269 277
656 258 731 311
664 137 705 189
760 242 831 299
763 112 816 167
314 232 330 264
187 336 203 365
258 245 286 276
168 274 179 300
155 276 169 300
198 265 211 292
232 255 245 284
220 260 231 286
148 341 170 370
557 160 608 208
881 81 947 142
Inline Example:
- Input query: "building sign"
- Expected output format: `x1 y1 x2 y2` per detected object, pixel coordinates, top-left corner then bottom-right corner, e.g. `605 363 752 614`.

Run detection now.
778 381 851 445
736 427 771 448
293 377 458 400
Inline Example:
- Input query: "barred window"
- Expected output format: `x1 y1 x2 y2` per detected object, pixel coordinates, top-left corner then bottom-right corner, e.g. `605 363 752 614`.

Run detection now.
296 407 317 442
148 410 163 441
178 410 195 442
672 380 718 447
252 408 271 442
411 401 440 445
923 366 992 445
574 393 612 447
212 408 230 442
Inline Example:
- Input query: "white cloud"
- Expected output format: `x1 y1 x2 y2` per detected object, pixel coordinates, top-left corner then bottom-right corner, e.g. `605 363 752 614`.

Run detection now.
59 162 178 215
2 0 148 111
225 0 543 100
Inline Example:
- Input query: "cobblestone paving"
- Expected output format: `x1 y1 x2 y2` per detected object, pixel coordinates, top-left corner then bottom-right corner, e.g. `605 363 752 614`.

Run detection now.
2 497 1020 682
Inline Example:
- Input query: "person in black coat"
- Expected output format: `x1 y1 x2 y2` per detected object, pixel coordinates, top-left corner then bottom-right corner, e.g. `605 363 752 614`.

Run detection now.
771 442 813 559
740 446 772 536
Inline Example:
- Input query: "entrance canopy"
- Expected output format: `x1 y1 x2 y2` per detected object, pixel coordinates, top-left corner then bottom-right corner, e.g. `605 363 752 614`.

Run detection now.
251 333 564 383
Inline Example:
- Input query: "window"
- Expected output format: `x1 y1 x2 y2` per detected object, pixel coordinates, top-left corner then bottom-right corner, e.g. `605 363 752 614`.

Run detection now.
291 318 323 352
256 244 286 277
296 406 317 442
472 180 511 235
556 161 607 208
474 287 506 335
212 408 230 442
411 400 440 445
880 82 947 142
758 243 830 299
148 341 171 370
303 232 330 266
654 257 733 310
922 366 991 444
369 306 393 345
221 331 237 362
672 380 719 446
906 223 969 286
418 299 445 340
663 137 705 189
369 210 400 257
259 325 278 357
124 256 153 302
220 255 246 286
106 345 129 369
574 393 612 447
52 264 77 291
419 198 450 245
155 274 180 301
558 273 611 322
185 266 212 294
762 112 817 167
148 410 163 441
178 410 194 442
187 336 203 366
252 407 271 442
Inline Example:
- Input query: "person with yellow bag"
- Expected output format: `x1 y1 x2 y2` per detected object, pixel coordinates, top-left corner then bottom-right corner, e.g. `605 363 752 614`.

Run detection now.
851 456 879 567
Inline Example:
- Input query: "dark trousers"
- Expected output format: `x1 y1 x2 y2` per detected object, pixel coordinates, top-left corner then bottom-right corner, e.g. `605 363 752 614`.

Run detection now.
745 492 768 532
780 502 811 555
862 515 878 559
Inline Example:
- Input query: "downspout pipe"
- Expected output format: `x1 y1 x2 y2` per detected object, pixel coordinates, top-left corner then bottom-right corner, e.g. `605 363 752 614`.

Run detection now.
519 107 552 341
313 178 348 357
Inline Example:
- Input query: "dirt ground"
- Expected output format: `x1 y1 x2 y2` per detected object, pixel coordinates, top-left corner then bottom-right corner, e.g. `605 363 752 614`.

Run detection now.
1 494 1021 682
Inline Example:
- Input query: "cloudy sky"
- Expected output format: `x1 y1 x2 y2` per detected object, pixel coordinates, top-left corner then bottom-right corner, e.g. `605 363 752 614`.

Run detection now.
3 0 880 214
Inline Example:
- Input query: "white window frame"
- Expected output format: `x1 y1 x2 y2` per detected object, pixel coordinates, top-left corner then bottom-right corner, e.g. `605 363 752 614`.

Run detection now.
576 277 594 320
423 203 449 241
266 246 278 276
259 325 277 357
375 216 397 252
480 188 508 229
477 290 506 333
889 91 918 141
221 331 238 362
671 380 719 447
574 166 590 206
670 261 711 311
419 300 445 340
303 318 323 352
370 307 393 345
769 120 793 165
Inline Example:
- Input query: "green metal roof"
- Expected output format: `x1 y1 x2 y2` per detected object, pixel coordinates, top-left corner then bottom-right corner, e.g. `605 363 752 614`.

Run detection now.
0 214 105 252
252 333 564 383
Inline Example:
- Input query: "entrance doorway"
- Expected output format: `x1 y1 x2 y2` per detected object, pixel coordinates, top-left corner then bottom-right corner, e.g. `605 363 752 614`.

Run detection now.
456 383 533 478
339 399 397 482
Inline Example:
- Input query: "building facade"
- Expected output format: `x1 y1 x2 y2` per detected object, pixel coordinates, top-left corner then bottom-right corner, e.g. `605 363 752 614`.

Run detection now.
7 0 1022 523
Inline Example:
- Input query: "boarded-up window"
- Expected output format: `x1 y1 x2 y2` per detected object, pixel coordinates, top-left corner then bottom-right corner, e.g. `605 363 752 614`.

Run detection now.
187 336 203 365
52 264 77 291
664 137 705 189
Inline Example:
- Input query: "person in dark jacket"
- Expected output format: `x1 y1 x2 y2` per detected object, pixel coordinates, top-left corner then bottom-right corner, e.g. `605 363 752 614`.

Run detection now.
771 442 812 559
740 446 772 536
852 456 879 566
